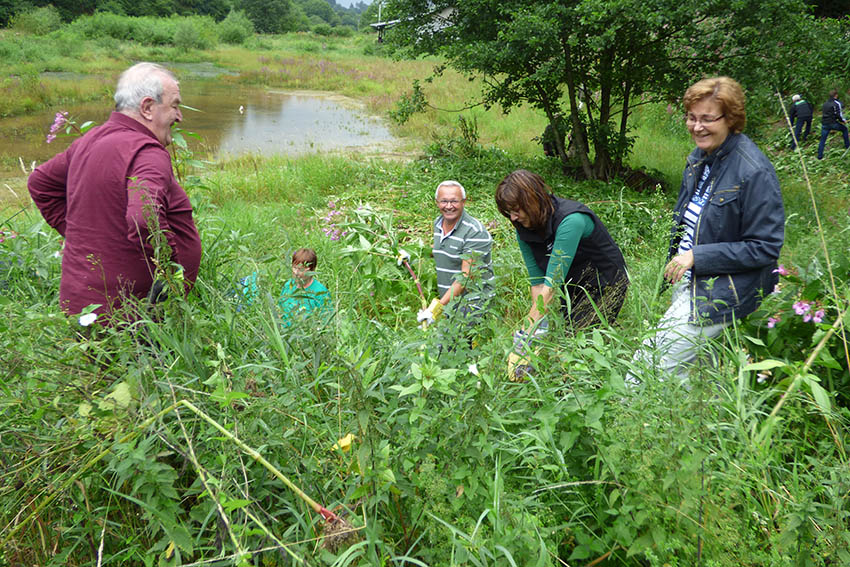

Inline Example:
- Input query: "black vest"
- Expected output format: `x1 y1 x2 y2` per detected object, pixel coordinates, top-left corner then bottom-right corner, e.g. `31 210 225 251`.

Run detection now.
515 196 627 291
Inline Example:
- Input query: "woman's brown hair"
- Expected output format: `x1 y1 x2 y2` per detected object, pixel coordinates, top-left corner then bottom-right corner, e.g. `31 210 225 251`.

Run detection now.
495 169 555 231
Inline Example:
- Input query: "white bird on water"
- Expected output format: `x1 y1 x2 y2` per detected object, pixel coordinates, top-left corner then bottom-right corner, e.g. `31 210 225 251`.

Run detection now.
239 105 244 115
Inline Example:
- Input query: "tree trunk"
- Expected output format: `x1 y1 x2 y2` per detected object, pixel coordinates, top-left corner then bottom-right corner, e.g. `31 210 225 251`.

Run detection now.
534 82 570 174
592 47 617 180
616 79 632 173
561 37 593 179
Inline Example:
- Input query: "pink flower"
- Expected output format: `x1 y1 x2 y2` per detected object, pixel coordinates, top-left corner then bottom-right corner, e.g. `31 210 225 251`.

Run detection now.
46 111 69 143
812 309 825 324
803 312 812 323
767 316 779 328
773 264 790 276
793 301 811 315
50 112 68 132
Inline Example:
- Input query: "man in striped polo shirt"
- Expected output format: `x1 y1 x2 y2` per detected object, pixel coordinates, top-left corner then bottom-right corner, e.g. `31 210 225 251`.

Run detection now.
419 180 495 327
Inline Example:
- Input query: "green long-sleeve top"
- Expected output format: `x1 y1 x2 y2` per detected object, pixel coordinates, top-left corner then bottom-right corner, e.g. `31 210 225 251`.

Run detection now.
517 212 594 287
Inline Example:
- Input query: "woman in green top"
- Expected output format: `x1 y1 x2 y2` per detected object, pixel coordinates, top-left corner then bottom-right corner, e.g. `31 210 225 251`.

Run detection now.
495 169 628 333
279 248 331 326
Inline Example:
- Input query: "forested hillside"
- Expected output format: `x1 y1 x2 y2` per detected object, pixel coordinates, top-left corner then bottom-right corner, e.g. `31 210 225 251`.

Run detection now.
0 0 370 32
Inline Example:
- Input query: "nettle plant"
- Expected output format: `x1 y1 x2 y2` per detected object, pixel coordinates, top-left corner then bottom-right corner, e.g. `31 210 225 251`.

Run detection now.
744 254 850 406
335 202 435 316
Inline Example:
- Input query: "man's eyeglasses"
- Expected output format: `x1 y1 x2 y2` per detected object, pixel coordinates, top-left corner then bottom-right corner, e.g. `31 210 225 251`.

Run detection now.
685 113 725 125
437 199 463 206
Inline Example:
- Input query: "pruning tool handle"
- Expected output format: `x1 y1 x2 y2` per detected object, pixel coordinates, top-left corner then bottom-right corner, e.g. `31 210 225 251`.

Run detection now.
319 506 340 522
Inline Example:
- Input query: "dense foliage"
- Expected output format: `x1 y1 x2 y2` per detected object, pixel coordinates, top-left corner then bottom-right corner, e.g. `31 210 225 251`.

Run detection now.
384 0 846 181
0 0 368 32
1 15 850 567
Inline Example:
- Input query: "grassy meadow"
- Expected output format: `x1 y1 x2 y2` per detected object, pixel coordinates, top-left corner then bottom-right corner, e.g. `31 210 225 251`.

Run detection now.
2 23 850 567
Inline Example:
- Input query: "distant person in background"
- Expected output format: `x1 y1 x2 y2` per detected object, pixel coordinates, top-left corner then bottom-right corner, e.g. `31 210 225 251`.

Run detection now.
279 248 331 326
633 76 784 380
541 114 566 158
28 62 201 320
817 89 850 159
788 94 813 150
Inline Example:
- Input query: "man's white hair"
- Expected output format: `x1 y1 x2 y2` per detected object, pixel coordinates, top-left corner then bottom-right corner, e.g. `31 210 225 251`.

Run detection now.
114 62 178 112
435 180 466 200
791 94 801 102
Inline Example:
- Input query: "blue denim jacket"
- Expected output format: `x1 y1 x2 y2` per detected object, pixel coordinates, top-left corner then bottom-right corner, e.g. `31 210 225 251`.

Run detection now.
669 133 785 324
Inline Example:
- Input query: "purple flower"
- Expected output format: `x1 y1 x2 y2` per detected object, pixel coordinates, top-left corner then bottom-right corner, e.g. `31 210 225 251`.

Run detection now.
767 316 779 328
803 312 812 323
773 264 790 276
793 301 811 315
812 309 825 324
46 111 69 143
328 200 335 209
49 112 68 133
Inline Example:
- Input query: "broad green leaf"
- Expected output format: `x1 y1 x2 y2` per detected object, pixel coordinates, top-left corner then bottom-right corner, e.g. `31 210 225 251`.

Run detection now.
99 382 133 410
220 497 252 513
805 377 832 413
743 359 787 372
391 382 422 397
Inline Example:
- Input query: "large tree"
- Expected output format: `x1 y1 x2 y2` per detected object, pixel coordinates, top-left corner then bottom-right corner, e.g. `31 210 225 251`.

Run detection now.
240 0 294 33
387 0 809 180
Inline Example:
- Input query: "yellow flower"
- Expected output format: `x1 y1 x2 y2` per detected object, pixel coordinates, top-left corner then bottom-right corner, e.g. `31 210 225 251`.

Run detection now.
332 433 356 453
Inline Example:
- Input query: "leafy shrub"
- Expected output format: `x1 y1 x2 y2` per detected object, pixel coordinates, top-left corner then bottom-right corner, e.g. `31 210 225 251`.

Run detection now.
173 18 216 50
10 5 63 35
69 12 133 40
130 17 173 45
426 115 483 159
389 79 427 124
217 9 254 45
312 22 333 36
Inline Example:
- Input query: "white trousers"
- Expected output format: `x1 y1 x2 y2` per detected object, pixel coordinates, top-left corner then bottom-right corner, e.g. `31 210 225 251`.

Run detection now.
634 282 730 381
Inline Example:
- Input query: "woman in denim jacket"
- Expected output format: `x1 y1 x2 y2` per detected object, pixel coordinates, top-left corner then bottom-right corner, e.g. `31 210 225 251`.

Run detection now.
643 76 785 379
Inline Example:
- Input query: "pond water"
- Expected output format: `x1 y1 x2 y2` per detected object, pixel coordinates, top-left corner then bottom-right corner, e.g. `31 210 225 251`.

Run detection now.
0 75 398 180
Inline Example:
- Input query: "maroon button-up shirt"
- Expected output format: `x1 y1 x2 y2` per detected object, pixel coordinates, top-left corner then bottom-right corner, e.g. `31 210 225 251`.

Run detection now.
28 112 202 316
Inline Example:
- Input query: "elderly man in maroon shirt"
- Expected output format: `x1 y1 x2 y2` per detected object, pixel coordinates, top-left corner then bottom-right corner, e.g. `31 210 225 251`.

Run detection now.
28 62 202 319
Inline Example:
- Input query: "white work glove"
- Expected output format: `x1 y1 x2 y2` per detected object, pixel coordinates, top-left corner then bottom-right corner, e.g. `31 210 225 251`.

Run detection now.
531 316 549 336
417 307 435 324
512 329 531 355
513 317 549 355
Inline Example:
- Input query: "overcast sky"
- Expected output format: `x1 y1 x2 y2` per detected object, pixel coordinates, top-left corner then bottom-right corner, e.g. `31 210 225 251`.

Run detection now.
336 0 371 7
